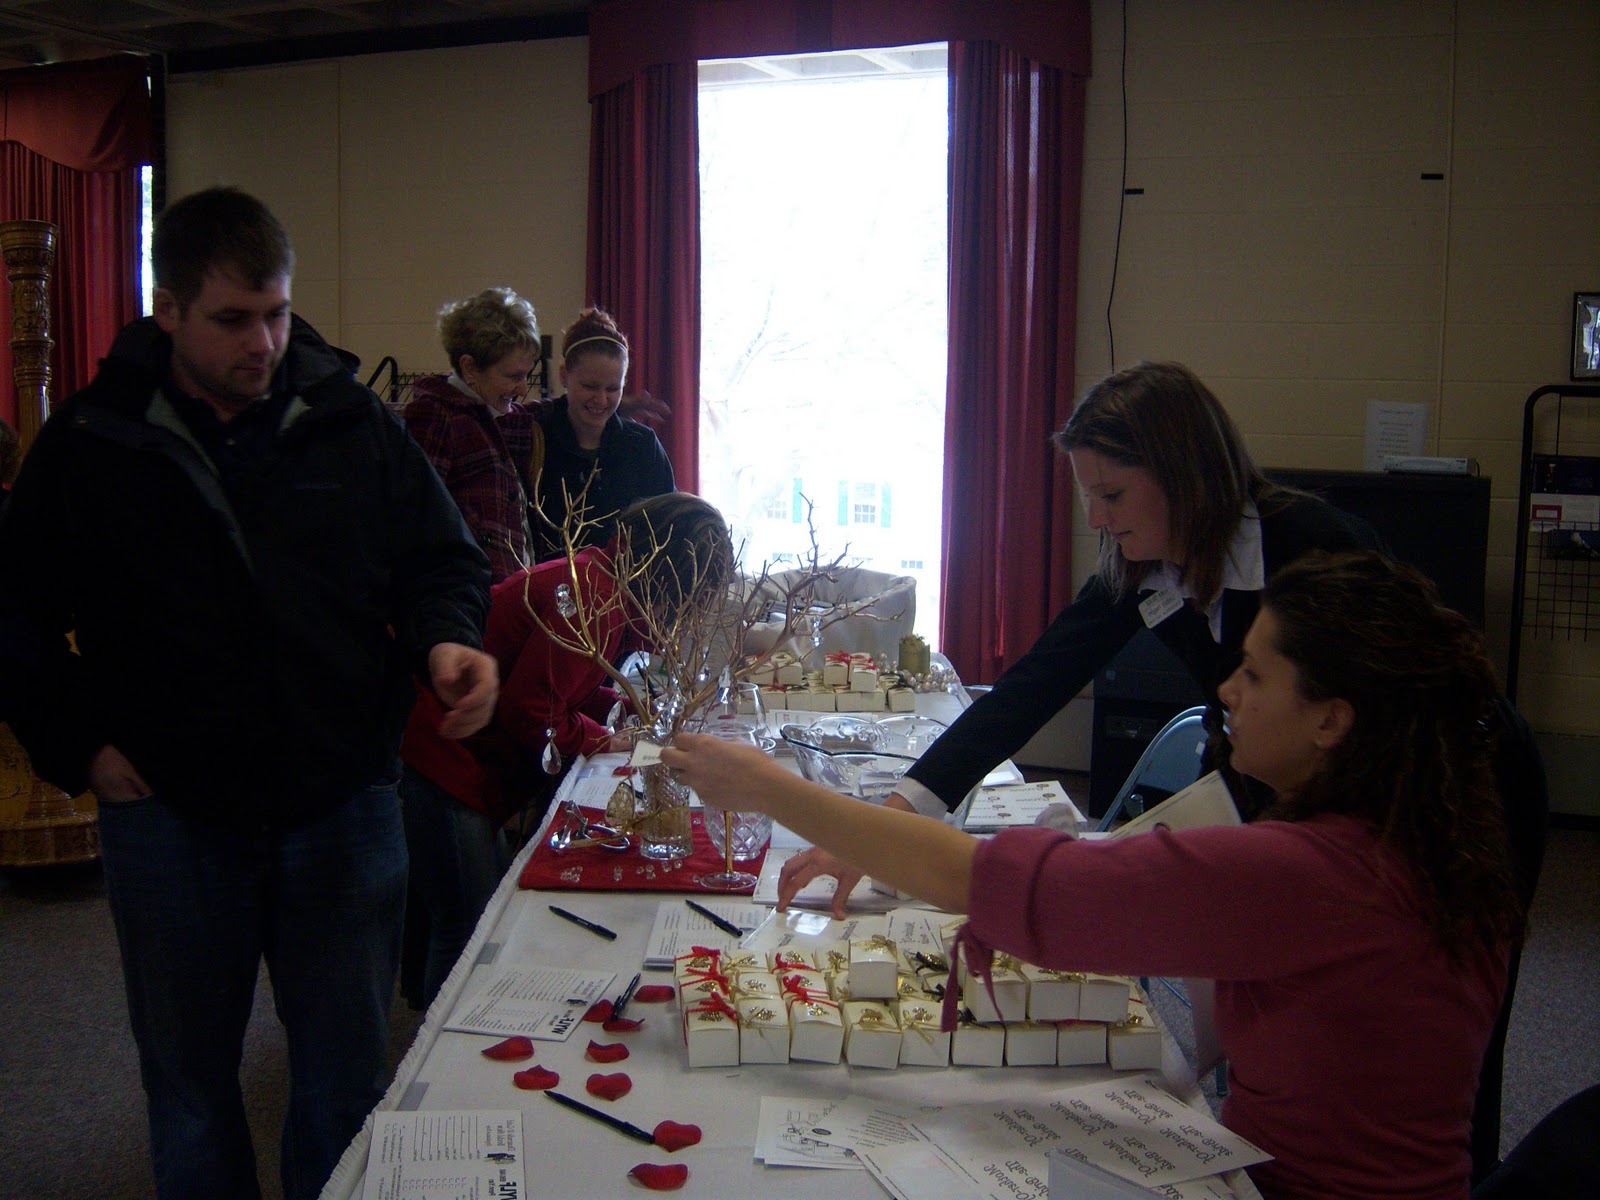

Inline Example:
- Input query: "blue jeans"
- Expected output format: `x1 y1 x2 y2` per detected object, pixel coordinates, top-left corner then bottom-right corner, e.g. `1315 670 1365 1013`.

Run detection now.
400 765 513 1010
97 783 407 1200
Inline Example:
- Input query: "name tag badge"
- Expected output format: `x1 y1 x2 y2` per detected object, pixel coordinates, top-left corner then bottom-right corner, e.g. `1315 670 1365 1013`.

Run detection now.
1139 589 1184 629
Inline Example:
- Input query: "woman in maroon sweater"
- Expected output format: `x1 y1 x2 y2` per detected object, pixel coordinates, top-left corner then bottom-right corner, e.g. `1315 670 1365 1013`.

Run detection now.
665 551 1523 1199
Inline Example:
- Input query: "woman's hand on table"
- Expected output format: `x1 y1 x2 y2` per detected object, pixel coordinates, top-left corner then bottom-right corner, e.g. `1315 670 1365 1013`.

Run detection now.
777 847 865 920
776 790 919 918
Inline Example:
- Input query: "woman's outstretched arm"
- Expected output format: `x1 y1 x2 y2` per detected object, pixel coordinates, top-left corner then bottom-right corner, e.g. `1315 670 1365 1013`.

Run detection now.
661 732 977 912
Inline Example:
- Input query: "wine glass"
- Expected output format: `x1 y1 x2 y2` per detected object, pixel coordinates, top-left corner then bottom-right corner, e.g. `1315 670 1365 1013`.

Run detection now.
693 684 773 890
696 798 772 891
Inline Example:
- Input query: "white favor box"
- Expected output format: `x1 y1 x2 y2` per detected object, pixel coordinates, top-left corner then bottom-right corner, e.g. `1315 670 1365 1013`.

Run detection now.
788 688 836 712
678 976 730 1008
843 1002 902 1069
886 686 917 712
816 942 852 976
719 950 762 975
938 918 966 959
1005 1021 1059 1066
1056 1020 1108 1066
673 949 722 984
745 659 775 686
822 658 850 688
848 663 879 692
1021 965 1081 1021
834 688 886 712
1108 999 1161 1071
768 950 817 973
959 961 1028 1024
775 966 829 1002
1079 974 1132 1023
894 973 927 1002
951 1017 1005 1067
732 971 781 1002
827 969 854 1002
683 1007 740 1068
789 999 845 1064
849 937 901 1000
895 1000 951 1066
759 685 788 710
772 655 805 687
737 998 791 1065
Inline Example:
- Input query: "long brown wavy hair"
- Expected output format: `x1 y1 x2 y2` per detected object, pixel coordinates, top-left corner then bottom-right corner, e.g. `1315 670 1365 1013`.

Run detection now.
1230 551 1523 959
1053 361 1294 604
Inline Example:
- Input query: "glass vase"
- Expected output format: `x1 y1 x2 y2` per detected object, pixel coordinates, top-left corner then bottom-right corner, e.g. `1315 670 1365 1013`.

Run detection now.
637 761 694 861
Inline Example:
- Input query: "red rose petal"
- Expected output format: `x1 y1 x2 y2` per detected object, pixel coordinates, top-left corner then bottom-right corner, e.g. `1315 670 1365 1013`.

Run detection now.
603 1016 644 1033
629 1163 688 1190
584 999 614 1023
586 1072 632 1101
634 985 675 1004
652 1120 702 1153
586 1040 631 1063
512 1065 559 1091
481 1035 535 1062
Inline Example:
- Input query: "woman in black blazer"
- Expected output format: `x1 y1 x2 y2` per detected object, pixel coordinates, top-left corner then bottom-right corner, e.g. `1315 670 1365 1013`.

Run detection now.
780 360 1382 915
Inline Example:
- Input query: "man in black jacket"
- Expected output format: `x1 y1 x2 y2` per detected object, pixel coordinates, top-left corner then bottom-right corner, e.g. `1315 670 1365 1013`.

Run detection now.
0 188 497 1200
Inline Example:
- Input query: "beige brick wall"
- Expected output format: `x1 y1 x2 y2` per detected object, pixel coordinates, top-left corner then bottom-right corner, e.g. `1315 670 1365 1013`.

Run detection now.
167 38 592 387
1073 1 1600 805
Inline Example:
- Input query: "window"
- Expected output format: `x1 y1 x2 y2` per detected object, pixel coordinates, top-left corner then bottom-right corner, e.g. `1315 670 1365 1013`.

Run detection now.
698 44 948 646
140 166 154 315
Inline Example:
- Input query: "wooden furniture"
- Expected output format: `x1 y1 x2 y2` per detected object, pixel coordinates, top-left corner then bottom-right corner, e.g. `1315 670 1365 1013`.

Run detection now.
0 217 100 866
1 218 56 452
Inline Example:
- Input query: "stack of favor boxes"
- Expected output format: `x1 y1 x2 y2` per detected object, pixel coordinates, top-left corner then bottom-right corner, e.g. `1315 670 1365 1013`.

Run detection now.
672 928 1161 1071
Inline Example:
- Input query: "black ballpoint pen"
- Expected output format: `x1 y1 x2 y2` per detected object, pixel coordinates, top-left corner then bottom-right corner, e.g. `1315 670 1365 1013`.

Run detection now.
546 1090 655 1144
684 899 744 938
611 971 642 1020
547 904 618 941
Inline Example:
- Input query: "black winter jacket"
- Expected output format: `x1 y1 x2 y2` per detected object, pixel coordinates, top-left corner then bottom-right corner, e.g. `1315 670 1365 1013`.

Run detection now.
0 315 490 830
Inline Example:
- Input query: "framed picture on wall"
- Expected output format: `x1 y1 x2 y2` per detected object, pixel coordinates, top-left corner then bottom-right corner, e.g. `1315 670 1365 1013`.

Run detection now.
1574 292 1600 380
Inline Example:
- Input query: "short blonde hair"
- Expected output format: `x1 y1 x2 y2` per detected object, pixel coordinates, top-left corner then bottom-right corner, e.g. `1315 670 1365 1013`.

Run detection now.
437 287 539 373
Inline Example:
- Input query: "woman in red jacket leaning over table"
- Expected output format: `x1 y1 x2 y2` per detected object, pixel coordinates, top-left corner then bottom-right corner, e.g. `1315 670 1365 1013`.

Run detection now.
664 550 1523 1200
401 491 733 1007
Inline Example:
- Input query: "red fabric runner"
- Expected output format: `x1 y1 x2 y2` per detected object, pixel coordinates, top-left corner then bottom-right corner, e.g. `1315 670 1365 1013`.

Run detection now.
519 807 765 894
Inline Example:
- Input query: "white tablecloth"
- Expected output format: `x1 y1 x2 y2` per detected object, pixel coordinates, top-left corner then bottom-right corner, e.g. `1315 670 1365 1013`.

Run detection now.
319 685 1257 1200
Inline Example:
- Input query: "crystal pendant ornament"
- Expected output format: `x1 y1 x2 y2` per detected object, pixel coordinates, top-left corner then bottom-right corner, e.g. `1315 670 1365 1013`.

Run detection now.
604 699 626 733
555 583 577 619
542 726 563 775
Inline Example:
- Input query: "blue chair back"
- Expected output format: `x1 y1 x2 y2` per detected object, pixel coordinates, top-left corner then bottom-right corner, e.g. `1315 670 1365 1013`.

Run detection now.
1095 706 1208 832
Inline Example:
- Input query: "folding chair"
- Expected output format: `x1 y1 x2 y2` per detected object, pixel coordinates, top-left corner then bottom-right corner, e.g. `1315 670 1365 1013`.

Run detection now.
1094 705 1208 832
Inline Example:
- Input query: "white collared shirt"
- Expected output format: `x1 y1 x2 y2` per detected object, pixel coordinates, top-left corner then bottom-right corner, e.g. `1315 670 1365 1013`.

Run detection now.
1141 501 1264 642
446 371 512 417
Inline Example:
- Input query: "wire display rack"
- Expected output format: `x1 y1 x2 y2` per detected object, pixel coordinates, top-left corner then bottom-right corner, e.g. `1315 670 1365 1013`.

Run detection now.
1507 383 1600 702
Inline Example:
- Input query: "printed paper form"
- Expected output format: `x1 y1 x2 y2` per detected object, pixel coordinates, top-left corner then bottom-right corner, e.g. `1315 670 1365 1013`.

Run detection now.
361 1110 524 1200
961 779 1085 832
642 899 771 967
442 965 615 1041
754 1097 859 1169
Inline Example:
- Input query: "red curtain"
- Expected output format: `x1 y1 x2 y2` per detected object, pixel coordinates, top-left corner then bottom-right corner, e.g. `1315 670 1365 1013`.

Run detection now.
0 57 152 433
939 41 1085 684
586 3 1089 680
586 64 702 492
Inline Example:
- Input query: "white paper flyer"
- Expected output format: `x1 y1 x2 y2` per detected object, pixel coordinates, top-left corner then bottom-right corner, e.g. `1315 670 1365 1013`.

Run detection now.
361 1110 524 1200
